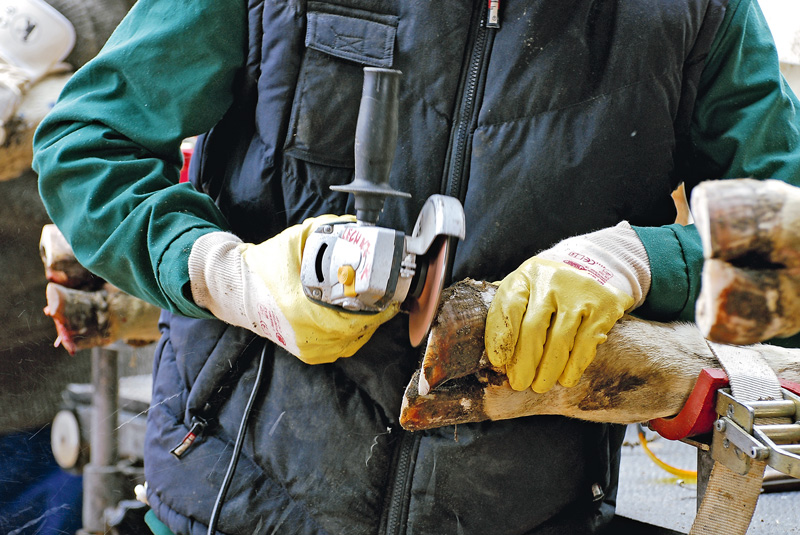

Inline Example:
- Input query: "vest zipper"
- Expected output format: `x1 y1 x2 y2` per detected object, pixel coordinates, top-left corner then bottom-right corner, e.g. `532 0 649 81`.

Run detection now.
383 431 419 535
443 1 492 202
169 415 207 459
382 6 494 534
487 0 500 28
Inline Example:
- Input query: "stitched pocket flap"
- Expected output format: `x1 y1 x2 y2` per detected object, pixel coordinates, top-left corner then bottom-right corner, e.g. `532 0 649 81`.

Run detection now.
305 7 397 68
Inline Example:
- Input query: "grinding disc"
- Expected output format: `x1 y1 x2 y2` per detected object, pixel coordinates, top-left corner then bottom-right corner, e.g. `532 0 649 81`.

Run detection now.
408 236 451 347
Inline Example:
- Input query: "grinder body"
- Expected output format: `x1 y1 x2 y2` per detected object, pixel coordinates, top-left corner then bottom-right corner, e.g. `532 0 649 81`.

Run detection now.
299 68 465 346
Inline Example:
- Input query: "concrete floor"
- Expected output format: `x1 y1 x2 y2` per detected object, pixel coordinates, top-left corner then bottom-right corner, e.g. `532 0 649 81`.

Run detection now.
616 425 800 534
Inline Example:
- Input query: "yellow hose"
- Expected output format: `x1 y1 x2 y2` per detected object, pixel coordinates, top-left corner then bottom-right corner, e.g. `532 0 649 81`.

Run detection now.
637 427 698 481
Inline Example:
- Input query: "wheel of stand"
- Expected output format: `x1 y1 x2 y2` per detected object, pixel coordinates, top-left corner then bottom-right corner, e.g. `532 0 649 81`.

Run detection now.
51 408 88 472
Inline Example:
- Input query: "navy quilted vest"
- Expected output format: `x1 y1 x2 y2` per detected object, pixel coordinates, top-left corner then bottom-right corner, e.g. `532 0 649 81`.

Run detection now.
145 1 727 533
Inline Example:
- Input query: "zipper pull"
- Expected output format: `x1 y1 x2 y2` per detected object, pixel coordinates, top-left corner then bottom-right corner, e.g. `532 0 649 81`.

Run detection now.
487 0 500 28
170 416 207 459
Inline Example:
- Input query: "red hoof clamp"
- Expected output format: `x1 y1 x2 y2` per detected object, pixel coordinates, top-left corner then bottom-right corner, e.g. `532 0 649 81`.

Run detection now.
648 368 800 441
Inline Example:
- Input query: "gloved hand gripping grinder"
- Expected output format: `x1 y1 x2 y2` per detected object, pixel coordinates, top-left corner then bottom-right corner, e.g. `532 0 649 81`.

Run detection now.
300 68 465 347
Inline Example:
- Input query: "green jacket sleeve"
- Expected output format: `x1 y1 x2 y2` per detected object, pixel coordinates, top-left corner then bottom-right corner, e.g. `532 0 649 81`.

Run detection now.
634 0 800 322
33 0 246 318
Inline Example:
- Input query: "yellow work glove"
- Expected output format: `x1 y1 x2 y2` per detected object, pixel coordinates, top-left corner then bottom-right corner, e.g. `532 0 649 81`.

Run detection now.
188 215 399 364
485 222 650 393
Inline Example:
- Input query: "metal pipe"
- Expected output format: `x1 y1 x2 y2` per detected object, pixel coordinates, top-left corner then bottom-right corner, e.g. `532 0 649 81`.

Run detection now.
81 347 124 533
780 444 800 455
750 399 797 419
92 347 118 465
755 423 800 444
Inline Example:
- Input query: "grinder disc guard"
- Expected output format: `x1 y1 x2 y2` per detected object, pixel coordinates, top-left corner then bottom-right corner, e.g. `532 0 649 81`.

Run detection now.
407 236 451 347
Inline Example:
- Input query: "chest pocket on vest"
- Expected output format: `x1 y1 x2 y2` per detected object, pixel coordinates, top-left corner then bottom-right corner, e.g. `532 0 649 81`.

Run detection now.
284 3 397 168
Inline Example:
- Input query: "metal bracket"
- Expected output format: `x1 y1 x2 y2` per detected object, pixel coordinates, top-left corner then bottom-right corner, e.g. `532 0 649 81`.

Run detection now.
404 195 466 255
711 388 800 477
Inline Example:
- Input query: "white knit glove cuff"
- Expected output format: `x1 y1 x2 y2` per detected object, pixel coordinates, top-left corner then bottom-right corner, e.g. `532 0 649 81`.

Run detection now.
187 231 300 353
188 231 249 323
537 222 651 310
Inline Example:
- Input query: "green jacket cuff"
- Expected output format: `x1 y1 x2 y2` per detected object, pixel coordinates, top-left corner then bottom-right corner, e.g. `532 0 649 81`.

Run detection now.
159 226 220 320
632 224 704 322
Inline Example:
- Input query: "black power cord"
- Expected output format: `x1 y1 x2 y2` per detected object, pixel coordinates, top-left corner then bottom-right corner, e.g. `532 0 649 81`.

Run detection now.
207 340 268 535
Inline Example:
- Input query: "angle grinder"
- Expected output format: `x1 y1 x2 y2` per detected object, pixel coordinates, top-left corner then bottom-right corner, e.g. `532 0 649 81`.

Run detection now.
300 67 465 347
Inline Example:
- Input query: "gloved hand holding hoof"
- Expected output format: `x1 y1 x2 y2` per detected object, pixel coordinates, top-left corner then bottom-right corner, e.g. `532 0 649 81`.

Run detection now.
485 222 651 393
188 214 400 364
